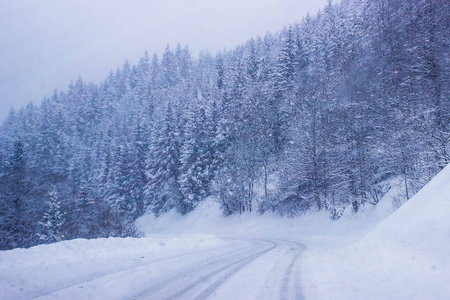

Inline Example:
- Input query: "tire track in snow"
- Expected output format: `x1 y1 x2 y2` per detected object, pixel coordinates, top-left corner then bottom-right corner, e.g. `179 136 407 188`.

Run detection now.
208 239 306 300
279 240 305 300
132 239 276 300
175 240 278 300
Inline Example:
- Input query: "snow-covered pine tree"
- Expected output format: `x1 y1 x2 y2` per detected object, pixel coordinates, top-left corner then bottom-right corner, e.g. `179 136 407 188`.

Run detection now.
39 185 66 243
145 102 182 216
178 103 214 214
161 45 179 87
271 26 296 153
274 26 296 100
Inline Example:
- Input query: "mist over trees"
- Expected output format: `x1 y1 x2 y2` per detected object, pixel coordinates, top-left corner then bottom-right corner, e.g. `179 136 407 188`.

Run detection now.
1 0 449 249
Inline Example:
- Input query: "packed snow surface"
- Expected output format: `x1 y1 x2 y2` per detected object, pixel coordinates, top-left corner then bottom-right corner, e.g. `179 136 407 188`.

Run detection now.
1 165 449 299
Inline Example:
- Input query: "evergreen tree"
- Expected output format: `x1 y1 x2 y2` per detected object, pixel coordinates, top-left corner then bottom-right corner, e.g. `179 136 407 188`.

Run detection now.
145 103 182 215
179 103 216 213
39 186 66 243
161 45 179 87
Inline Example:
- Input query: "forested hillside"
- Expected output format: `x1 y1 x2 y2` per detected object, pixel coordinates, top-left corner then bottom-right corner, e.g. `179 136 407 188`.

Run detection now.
1 0 449 250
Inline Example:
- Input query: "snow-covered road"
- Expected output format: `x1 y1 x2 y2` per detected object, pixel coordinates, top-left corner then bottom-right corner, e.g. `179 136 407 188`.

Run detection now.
2 237 305 300
129 239 305 300
42 239 304 300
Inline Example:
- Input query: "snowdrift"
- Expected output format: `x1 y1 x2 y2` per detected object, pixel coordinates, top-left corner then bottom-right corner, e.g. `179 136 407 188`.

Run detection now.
137 196 392 245
303 164 450 299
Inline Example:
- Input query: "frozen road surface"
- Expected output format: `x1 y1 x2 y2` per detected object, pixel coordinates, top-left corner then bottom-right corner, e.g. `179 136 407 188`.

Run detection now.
1 237 305 300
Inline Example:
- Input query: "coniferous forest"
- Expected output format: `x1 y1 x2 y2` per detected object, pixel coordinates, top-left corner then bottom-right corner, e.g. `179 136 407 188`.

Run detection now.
1 0 449 249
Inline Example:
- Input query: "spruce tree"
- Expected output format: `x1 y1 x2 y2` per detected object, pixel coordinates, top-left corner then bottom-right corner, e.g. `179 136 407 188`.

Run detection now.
39 186 66 243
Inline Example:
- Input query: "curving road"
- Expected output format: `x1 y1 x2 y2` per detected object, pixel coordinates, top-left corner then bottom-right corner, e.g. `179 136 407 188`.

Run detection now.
34 239 305 300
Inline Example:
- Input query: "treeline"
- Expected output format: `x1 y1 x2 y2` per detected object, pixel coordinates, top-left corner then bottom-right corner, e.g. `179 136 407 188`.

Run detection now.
1 0 449 249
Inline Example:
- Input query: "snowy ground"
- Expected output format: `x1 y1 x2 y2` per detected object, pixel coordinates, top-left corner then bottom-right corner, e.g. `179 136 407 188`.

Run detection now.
1 165 449 299
302 164 450 300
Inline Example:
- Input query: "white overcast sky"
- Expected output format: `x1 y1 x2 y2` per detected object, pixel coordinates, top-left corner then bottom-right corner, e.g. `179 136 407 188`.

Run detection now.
0 0 329 121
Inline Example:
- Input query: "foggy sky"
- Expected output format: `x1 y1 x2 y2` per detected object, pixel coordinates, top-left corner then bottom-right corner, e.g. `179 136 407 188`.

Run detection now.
0 0 328 121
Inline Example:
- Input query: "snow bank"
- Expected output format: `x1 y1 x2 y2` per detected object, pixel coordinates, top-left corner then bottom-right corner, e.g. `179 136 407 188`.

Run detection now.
137 192 395 248
302 164 450 300
0 234 224 299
